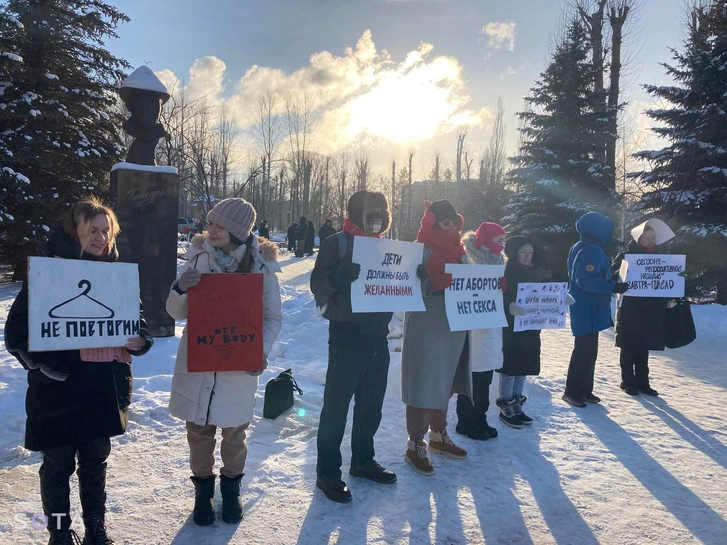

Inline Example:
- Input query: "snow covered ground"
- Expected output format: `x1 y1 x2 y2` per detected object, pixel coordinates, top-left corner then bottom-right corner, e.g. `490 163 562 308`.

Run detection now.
1 253 726 545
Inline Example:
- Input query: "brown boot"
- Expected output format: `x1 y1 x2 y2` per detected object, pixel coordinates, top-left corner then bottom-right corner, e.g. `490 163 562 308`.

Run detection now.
429 429 467 459
405 440 434 475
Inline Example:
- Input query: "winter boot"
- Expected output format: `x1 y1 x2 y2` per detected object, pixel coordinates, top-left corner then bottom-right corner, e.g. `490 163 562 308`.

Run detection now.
190 475 216 526
219 474 244 523
429 429 467 458
405 440 434 475
620 381 639 396
483 417 498 438
48 528 82 545
637 382 659 396
514 396 533 425
497 398 525 428
81 515 113 545
455 423 490 441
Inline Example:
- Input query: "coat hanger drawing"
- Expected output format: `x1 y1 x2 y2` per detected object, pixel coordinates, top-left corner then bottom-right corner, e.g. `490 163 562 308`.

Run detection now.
49 279 116 319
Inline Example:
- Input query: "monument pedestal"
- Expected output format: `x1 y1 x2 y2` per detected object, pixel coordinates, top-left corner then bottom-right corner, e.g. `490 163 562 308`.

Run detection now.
110 163 179 337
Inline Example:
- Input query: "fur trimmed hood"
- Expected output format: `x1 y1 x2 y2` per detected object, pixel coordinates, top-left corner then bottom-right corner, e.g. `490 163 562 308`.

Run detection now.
462 231 504 265
187 233 279 270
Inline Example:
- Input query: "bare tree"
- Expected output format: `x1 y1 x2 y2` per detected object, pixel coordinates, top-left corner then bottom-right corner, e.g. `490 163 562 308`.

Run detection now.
285 92 314 220
255 91 280 223
487 97 508 189
355 149 369 192
455 131 467 182
216 104 239 200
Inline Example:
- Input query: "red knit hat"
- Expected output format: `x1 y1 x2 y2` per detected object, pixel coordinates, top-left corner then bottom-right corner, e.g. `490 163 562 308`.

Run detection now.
474 222 506 254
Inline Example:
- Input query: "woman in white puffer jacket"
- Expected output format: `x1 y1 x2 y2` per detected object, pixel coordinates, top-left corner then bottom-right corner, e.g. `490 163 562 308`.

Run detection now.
166 198 282 526
455 222 506 441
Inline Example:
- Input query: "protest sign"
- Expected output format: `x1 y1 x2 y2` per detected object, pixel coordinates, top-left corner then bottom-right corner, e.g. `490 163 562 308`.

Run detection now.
513 282 568 332
28 257 140 351
350 237 425 313
187 273 264 372
619 254 686 298
444 264 507 332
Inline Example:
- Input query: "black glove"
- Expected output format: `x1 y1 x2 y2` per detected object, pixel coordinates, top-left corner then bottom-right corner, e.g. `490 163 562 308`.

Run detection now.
416 264 428 281
614 282 629 294
329 262 361 290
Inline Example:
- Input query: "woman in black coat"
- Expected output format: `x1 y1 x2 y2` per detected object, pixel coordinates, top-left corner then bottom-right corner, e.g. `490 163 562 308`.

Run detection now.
4 197 153 544
498 236 548 428
304 220 316 256
613 224 670 397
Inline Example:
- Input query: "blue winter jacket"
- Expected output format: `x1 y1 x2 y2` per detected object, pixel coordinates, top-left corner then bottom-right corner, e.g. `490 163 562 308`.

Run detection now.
567 212 617 336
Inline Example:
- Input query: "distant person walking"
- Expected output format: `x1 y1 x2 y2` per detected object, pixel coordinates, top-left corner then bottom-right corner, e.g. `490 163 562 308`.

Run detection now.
305 220 316 256
287 222 298 252
295 217 307 257
258 220 270 239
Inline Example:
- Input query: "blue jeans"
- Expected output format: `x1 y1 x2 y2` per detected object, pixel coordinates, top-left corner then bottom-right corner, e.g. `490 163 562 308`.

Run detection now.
499 373 526 401
316 345 390 480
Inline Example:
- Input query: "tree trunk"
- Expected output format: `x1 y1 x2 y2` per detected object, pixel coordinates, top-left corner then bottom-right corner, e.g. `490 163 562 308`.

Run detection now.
578 0 607 164
607 4 630 192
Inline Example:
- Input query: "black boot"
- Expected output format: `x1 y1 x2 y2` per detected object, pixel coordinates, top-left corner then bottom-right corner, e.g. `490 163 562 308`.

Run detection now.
48 528 82 545
190 475 216 526
81 515 113 545
219 474 244 523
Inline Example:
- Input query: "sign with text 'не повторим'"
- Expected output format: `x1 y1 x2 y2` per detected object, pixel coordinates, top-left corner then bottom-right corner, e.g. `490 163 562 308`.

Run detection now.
514 282 568 332
619 254 686 298
350 236 425 313
28 257 140 351
186 273 264 372
444 264 507 332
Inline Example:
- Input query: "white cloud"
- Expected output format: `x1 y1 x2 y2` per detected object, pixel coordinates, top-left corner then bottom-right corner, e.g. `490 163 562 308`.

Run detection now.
157 30 488 155
482 21 516 52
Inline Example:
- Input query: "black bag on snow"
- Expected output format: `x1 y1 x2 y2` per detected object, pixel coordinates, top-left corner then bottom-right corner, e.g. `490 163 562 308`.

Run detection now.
263 369 303 419
664 299 697 349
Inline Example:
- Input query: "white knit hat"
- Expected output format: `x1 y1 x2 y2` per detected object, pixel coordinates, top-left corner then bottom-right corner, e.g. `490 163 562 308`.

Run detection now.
207 198 257 242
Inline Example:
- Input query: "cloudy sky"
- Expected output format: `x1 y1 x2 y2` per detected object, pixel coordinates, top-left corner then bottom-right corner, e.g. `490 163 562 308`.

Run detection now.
107 0 688 177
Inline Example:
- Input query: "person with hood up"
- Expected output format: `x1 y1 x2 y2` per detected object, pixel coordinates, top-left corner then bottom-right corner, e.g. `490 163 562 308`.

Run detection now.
4 197 153 545
166 198 283 525
305 220 316 256
455 222 507 440
497 236 556 427
563 211 629 408
318 219 337 243
310 191 397 503
613 219 675 397
401 199 471 476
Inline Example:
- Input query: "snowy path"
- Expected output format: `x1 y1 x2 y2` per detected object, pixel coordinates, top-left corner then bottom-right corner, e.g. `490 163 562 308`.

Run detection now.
1 252 726 544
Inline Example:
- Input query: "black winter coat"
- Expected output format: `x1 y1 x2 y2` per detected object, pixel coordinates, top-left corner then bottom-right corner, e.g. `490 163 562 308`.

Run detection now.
613 240 669 351
4 227 153 451
501 239 547 377
310 231 392 351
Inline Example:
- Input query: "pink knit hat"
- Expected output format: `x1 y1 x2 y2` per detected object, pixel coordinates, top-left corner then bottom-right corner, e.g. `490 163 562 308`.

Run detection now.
474 222 506 254
207 198 257 242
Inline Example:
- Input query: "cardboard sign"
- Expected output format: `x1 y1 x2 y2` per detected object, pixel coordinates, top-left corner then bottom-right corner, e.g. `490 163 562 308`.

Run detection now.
619 254 686 298
444 264 507 332
186 273 264 372
28 257 140 351
514 282 568 332
350 236 425 313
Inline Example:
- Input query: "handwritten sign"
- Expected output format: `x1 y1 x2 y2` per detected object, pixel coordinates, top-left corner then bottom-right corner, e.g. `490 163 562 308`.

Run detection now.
444 264 507 332
186 273 264 372
28 257 140 351
514 282 568 332
350 237 425 313
619 254 686 298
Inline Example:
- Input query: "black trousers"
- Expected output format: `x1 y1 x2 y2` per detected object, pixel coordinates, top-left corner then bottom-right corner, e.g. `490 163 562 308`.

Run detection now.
620 348 650 388
317 344 390 481
456 370 493 431
40 437 111 531
565 332 599 399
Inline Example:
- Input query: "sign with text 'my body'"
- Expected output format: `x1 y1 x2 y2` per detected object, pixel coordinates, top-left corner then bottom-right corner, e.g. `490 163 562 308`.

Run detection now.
514 282 568 332
444 264 507 332
350 237 425 313
28 257 140 351
186 273 264 372
619 254 686 298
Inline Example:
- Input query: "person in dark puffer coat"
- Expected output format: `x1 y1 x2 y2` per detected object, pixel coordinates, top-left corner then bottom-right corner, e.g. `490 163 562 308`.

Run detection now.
613 221 673 397
4 197 153 545
496 236 551 428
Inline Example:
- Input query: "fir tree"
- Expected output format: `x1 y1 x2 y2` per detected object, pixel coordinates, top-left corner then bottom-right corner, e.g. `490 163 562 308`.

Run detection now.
503 20 617 278
631 1 727 303
0 1 130 279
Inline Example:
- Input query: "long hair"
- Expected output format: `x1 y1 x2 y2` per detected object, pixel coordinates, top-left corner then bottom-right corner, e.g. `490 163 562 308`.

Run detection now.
63 196 120 257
